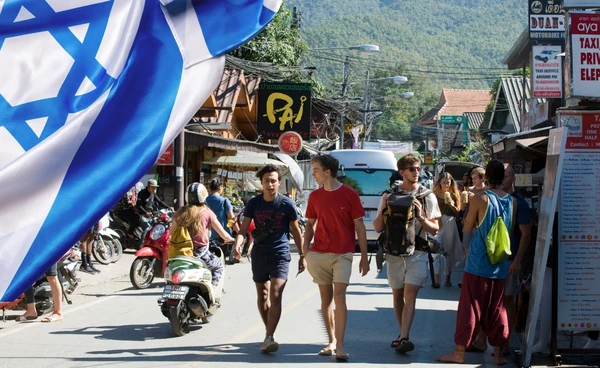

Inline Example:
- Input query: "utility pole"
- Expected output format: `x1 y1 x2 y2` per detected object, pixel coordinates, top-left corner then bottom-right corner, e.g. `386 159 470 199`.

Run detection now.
360 69 370 149
339 56 349 149
174 129 185 209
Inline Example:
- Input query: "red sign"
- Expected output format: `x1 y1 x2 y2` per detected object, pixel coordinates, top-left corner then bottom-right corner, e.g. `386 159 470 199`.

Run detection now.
156 143 174 165
278 131 303 155
562 111 600 151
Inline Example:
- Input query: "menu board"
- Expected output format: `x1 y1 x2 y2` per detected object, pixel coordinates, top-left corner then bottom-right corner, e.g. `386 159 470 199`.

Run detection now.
557 111 600 331
522 128 566 368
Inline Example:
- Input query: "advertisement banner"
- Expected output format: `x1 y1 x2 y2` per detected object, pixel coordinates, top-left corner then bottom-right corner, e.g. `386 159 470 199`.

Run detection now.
564 0 600 7
257 82 312 140
570 12 600 97
532 45 563 98
156 143 174 165
557 111 600 331
529 0 565 41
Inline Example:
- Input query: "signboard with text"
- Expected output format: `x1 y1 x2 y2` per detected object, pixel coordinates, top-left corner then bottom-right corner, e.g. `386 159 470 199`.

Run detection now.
532 45 563 98
529 0 565 41
156 143 174 165
257 82 312 140
557 111 600 331
570 12 600 97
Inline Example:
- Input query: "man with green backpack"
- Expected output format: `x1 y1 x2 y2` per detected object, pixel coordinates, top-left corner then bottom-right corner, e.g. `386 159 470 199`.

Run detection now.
436 160 516 366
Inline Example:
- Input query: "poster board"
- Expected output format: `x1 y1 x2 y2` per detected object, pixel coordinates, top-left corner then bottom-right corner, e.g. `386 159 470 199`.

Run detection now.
522 127 567 368
557 111 600 331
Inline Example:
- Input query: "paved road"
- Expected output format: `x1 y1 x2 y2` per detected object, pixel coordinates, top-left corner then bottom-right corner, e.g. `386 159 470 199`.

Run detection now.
0 252 529 367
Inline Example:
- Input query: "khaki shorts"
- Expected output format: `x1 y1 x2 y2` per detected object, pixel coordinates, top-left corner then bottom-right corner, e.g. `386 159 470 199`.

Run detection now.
306 251 353 285
387 251 428 289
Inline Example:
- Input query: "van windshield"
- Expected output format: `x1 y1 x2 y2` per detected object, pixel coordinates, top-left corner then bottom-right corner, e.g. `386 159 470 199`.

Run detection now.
339 169 396 196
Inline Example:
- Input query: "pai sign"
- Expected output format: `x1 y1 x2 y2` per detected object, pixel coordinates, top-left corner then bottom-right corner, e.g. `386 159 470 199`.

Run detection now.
257 82 312 140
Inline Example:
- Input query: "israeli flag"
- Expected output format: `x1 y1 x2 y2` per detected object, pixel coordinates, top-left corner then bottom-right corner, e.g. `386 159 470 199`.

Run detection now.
0 0 281 302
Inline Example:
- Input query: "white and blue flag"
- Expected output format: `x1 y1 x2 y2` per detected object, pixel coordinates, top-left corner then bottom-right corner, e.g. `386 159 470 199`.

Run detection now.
0 0 281 302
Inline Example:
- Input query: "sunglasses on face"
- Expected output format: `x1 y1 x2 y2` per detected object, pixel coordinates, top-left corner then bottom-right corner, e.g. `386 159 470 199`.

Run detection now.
403 166 421 172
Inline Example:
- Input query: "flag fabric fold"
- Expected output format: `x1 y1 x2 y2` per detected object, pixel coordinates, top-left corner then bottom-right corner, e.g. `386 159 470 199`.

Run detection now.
0 0 281 302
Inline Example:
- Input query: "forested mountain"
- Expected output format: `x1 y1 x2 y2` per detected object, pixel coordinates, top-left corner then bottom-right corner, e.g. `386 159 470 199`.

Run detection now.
285 0 528 140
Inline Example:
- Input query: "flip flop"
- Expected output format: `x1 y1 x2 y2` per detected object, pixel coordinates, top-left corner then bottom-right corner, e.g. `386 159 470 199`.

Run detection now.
318 347 335 356
41 315 63 323
15 315 37 322
444 281 452 287
335 351 349 362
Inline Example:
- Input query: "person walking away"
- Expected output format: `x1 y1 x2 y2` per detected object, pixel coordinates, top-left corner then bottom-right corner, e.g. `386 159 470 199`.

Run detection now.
373 154 441 355
469 163 531 354
302 154 369 361
206 177 240 240
233 164 304 354
171 183 234 288
16 263 63 323
436 160 516 365
432 172 463 287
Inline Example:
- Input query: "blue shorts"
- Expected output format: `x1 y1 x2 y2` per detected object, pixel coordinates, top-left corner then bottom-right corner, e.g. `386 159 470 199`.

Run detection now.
251 249 291 283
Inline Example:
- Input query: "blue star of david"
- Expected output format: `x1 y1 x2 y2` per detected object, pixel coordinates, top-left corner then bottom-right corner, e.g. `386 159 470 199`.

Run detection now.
0 1 116 152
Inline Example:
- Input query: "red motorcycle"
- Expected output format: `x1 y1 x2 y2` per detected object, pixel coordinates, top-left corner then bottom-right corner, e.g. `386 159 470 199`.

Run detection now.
129 209 173 289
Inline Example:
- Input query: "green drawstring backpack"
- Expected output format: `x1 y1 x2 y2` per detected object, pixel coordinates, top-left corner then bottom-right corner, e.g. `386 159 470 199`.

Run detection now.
480 192 511 264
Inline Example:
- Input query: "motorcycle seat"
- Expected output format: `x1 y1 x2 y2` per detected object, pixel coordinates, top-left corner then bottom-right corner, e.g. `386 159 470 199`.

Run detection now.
168 255 206 267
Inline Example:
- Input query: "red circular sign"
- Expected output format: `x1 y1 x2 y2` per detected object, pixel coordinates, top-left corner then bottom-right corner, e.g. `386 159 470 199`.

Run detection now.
278 131 303 155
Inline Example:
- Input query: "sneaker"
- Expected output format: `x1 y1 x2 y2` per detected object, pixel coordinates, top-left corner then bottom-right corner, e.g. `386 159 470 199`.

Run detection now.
260 336 279 353
395 338 415 354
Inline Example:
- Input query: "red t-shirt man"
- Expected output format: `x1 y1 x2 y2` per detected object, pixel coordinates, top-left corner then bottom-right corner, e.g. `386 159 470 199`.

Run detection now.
305 184 365 254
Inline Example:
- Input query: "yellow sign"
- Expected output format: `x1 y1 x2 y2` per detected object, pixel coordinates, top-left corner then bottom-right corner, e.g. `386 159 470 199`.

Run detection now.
263 93 306 131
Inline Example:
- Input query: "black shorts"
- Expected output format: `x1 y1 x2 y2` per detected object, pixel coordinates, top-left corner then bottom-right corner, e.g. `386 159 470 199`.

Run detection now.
251 249 291 283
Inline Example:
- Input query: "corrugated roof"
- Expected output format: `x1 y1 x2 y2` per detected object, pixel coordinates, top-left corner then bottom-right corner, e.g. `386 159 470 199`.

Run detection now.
464 112 485 130
485 76 544 132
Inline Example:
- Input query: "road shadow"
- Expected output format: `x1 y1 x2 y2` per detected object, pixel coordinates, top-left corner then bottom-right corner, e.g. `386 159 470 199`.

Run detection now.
49 322 203 342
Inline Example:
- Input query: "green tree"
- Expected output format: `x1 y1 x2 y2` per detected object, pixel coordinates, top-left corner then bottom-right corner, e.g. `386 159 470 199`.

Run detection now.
229 1 307 67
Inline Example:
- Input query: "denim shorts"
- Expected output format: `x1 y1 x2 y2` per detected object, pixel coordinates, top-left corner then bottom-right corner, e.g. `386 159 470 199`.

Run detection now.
251 249 291 283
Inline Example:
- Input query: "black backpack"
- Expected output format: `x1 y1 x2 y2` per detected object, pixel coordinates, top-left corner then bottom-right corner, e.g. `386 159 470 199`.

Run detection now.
381 185 432 257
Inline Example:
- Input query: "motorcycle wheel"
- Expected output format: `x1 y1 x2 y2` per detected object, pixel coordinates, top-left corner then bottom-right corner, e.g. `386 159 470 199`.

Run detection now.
109 238 123 263
92 237 114 265
129 257 155 289
169 300 190 336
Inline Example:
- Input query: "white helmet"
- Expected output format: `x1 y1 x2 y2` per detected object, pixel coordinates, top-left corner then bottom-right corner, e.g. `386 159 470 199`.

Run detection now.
186 182 208 205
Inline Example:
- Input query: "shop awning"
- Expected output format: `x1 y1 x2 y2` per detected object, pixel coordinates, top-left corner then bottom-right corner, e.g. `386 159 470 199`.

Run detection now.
516 136 548 148
203 155 287 168
185 130 279 153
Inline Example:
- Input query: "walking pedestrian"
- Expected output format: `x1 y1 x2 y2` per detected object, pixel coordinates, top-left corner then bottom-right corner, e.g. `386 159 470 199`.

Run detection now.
302 154 370 361
436 160 516 365
233 164 304 353
373 154 441 354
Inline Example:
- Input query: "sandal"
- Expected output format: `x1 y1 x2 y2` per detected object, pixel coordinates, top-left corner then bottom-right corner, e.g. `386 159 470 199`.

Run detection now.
41 314 63 323
15 315 37 322
390 335 402 348
395 338 415 354
432 283 440 288
466 345 486 353
335 351 349 361
318 346 335 356
444 281 452 287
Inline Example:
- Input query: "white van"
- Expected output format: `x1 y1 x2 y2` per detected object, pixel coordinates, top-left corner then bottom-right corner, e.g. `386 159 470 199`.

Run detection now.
329 149 398 246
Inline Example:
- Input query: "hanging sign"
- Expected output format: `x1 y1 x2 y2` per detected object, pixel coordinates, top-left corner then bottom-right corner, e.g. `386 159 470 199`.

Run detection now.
532 45 563 98
570 11 600 97
277 131 303 156
529 0 565 41
257 82 312 140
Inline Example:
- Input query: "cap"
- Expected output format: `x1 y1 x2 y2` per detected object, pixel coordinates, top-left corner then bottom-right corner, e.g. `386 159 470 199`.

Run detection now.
147 179 159 187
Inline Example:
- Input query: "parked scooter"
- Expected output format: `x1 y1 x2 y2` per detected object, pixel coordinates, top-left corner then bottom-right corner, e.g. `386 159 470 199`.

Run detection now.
129 209 173 289
0 247 80 321
158 245 225 336
98 213 122 263
110 210 151 251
